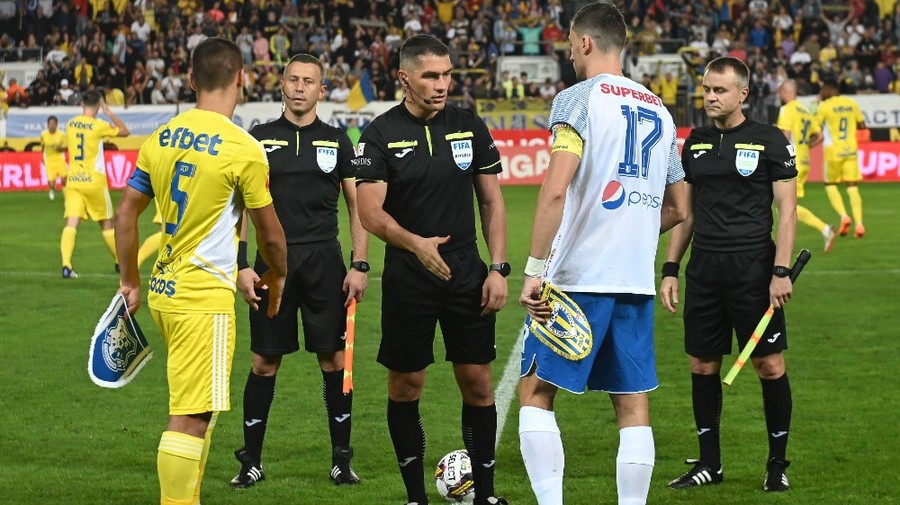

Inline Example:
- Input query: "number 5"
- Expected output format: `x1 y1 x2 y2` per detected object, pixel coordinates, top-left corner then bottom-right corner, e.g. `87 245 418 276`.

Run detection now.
165 161 196 236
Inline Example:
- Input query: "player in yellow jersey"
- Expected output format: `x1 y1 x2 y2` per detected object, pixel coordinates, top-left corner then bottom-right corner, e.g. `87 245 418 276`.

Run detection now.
815 80 867 238
40 116 67 201
114 38 288 505
777 80 836 253
60 90 130 278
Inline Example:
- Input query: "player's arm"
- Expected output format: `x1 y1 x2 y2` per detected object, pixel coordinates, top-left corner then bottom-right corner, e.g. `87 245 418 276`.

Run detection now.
101 100 130 137
521 123 580 322
771 179 796 309
660 137 688 234
235 210 263 310
474 172 508 316
247 204 287 317
661 134 699 314
115 173 153 314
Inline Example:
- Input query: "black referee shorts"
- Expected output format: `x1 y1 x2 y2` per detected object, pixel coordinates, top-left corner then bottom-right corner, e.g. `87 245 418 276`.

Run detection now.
377 245 496 373
249 240 347 356
683 244 788 358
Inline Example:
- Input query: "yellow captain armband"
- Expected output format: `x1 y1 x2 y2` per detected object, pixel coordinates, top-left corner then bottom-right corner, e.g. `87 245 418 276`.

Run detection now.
551 124 583 158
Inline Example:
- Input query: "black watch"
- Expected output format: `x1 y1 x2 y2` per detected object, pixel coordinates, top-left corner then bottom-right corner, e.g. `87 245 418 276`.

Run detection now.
489 262 511 277
773 265 791 278
350 260 370 273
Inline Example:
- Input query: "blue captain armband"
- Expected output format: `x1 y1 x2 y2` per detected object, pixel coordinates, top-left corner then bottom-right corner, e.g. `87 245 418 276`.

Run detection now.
127 168 154 197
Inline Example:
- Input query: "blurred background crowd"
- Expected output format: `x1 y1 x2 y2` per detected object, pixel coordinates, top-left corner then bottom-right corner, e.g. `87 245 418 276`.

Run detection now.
0 0 899 126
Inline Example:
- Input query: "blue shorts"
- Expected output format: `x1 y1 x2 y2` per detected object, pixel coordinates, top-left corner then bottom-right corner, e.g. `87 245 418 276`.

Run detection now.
520 292 658 394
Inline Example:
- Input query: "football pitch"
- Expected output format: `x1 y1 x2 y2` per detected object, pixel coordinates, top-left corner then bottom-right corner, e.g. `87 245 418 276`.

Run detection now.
1 183 898 504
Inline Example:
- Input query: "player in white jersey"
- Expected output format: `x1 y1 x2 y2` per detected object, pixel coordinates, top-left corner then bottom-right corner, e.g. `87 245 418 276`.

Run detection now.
516 4 688 505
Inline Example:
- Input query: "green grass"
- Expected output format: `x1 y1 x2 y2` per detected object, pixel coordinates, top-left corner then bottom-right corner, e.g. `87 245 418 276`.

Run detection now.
1 183 898 504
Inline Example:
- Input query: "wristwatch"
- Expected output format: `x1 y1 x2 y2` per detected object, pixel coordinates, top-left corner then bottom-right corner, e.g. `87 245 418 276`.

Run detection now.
772 265 791 278
350 260 370 273
489 262 512 277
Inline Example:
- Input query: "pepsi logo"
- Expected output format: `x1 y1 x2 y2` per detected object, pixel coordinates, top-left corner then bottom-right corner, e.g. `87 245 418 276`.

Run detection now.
601 180 626 209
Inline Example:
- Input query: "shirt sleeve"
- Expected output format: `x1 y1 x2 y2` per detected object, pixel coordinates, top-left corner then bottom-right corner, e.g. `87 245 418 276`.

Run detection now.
470 113 502 174
548 84 589 141
767 129 798 181
666 135 685 184
237 143 274 209
681 132 696 184
354 122 388 183
336 131 357 180
775 104 791 133
99 119 119 138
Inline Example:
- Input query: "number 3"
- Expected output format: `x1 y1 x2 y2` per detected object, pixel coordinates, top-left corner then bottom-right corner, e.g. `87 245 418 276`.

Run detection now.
165 161 196 236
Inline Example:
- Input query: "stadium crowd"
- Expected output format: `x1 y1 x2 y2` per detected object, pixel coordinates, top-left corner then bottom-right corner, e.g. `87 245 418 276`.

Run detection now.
0 0 899 125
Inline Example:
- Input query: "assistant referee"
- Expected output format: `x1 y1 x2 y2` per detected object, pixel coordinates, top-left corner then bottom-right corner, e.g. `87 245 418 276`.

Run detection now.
661 57 798 493
355 35 509 505
231 53 369 489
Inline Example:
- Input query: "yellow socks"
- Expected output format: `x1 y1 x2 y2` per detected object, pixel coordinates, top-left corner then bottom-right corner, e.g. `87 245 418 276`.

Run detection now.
846 186 863 224
61 226 77 268
101 228 118 263
158 431 204 505
824 184 848 219
797 205 827 234
138 232 162 267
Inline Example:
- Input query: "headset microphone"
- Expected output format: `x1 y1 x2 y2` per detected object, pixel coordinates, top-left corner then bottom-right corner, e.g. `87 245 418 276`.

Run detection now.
403 79 432 105
281 87 291 100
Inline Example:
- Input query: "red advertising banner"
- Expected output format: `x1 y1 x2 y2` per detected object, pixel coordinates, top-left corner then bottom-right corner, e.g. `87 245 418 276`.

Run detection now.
0 151 139 191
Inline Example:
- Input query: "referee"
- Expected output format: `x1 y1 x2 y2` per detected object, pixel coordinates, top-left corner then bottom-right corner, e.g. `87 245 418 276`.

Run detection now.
231 54 369 489
355 35 509 505
661 57 798 493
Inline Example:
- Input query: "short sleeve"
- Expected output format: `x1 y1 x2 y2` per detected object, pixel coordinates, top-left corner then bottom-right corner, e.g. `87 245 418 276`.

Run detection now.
354 123 388 183
681 133 697 184
767 130 798 181
336 132 357 180
775 105 791 132
666 135 685 184
548 85 589 141
99 119 119 138
237 146 273 209
471 114 501 174
136 133 155 174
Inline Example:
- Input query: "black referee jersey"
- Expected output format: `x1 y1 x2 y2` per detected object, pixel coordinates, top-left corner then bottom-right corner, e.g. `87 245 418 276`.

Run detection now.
682 118 797 252
353 103 502 253
250 115 356 244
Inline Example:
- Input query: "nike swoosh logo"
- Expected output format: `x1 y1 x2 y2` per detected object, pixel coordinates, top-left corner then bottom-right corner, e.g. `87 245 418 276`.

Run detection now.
771 431 788 438
697 428 711 435
334 414 351 423
394 147 414 158
245 418 263 427
767 332 782 343
482 460 496 468
399 456 417 467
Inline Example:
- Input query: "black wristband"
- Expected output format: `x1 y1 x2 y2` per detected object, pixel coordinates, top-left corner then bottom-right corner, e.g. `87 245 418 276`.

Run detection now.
661 261 680 278
237 240 250 270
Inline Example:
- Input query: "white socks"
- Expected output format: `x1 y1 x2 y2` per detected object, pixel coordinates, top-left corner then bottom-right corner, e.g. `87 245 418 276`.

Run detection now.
616 426 655 505
519 406 564 505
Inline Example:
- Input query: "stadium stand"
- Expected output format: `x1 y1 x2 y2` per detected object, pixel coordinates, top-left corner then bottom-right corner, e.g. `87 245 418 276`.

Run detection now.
0 0 898 127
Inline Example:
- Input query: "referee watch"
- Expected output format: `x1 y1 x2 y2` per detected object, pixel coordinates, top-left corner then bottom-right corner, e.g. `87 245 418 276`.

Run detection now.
489 262 512 277
350 260 370 273
773 265 791 278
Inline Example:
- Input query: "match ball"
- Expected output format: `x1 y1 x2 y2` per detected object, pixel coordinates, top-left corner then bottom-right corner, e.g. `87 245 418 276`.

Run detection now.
435 449 475 502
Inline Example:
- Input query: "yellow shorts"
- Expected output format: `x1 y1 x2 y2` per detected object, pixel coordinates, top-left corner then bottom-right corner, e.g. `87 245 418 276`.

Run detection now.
45 162 67 182
63 186 114 221
824 155 861 184
796 160 810 199
151 310 235 415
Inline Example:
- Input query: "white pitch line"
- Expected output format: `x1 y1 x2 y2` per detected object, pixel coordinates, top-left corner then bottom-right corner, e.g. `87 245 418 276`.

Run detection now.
495 326 525 449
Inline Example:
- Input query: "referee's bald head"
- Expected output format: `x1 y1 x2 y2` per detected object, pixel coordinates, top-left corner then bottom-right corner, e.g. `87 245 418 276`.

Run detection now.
570 2 626 54
399 35 449 71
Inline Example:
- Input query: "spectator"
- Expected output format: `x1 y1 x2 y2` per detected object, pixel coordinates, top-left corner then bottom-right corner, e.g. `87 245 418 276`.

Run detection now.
74 56 94 91
150 79 168 104
329 78 350 103
105 85 125 106
58 78 75 104
146 49 166 81
131 13 152 43
517 18 544 56
161 67 183 103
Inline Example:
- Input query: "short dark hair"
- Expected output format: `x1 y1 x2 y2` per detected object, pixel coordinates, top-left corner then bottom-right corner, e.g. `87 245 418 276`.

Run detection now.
705 56 750 89
190 37 243 92
821 79 840 92
48 115 58 123
285 53 325 82
399 35 449 70
83 90 102 106
570 2 627 54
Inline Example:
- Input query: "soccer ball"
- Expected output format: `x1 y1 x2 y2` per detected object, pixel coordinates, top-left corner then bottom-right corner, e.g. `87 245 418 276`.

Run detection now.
435 450 475 502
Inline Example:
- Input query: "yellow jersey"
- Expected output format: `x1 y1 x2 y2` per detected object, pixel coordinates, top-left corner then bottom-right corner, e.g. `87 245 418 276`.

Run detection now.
776 99 820 162
66 115 119 189
815 95 864 158
40 129 67 174
131 108 273 313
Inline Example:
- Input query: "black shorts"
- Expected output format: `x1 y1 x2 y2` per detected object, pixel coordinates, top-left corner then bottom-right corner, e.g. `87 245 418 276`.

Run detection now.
248 240 347 355
683 245 788 357
377 245 496 373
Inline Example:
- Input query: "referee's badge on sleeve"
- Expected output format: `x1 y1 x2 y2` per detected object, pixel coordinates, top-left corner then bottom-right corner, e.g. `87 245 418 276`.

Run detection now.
527 283 592 361
450 140 473 170
88 294 153 388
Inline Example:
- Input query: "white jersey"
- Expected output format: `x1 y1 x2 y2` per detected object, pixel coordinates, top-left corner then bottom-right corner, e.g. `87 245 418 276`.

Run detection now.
544 74 684 295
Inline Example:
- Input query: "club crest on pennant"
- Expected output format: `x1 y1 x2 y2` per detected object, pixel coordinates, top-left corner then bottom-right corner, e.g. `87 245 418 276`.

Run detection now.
88 294 152 388
527 283 592 361
735 149 759 176
317 147 338 173
451 140 473 170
